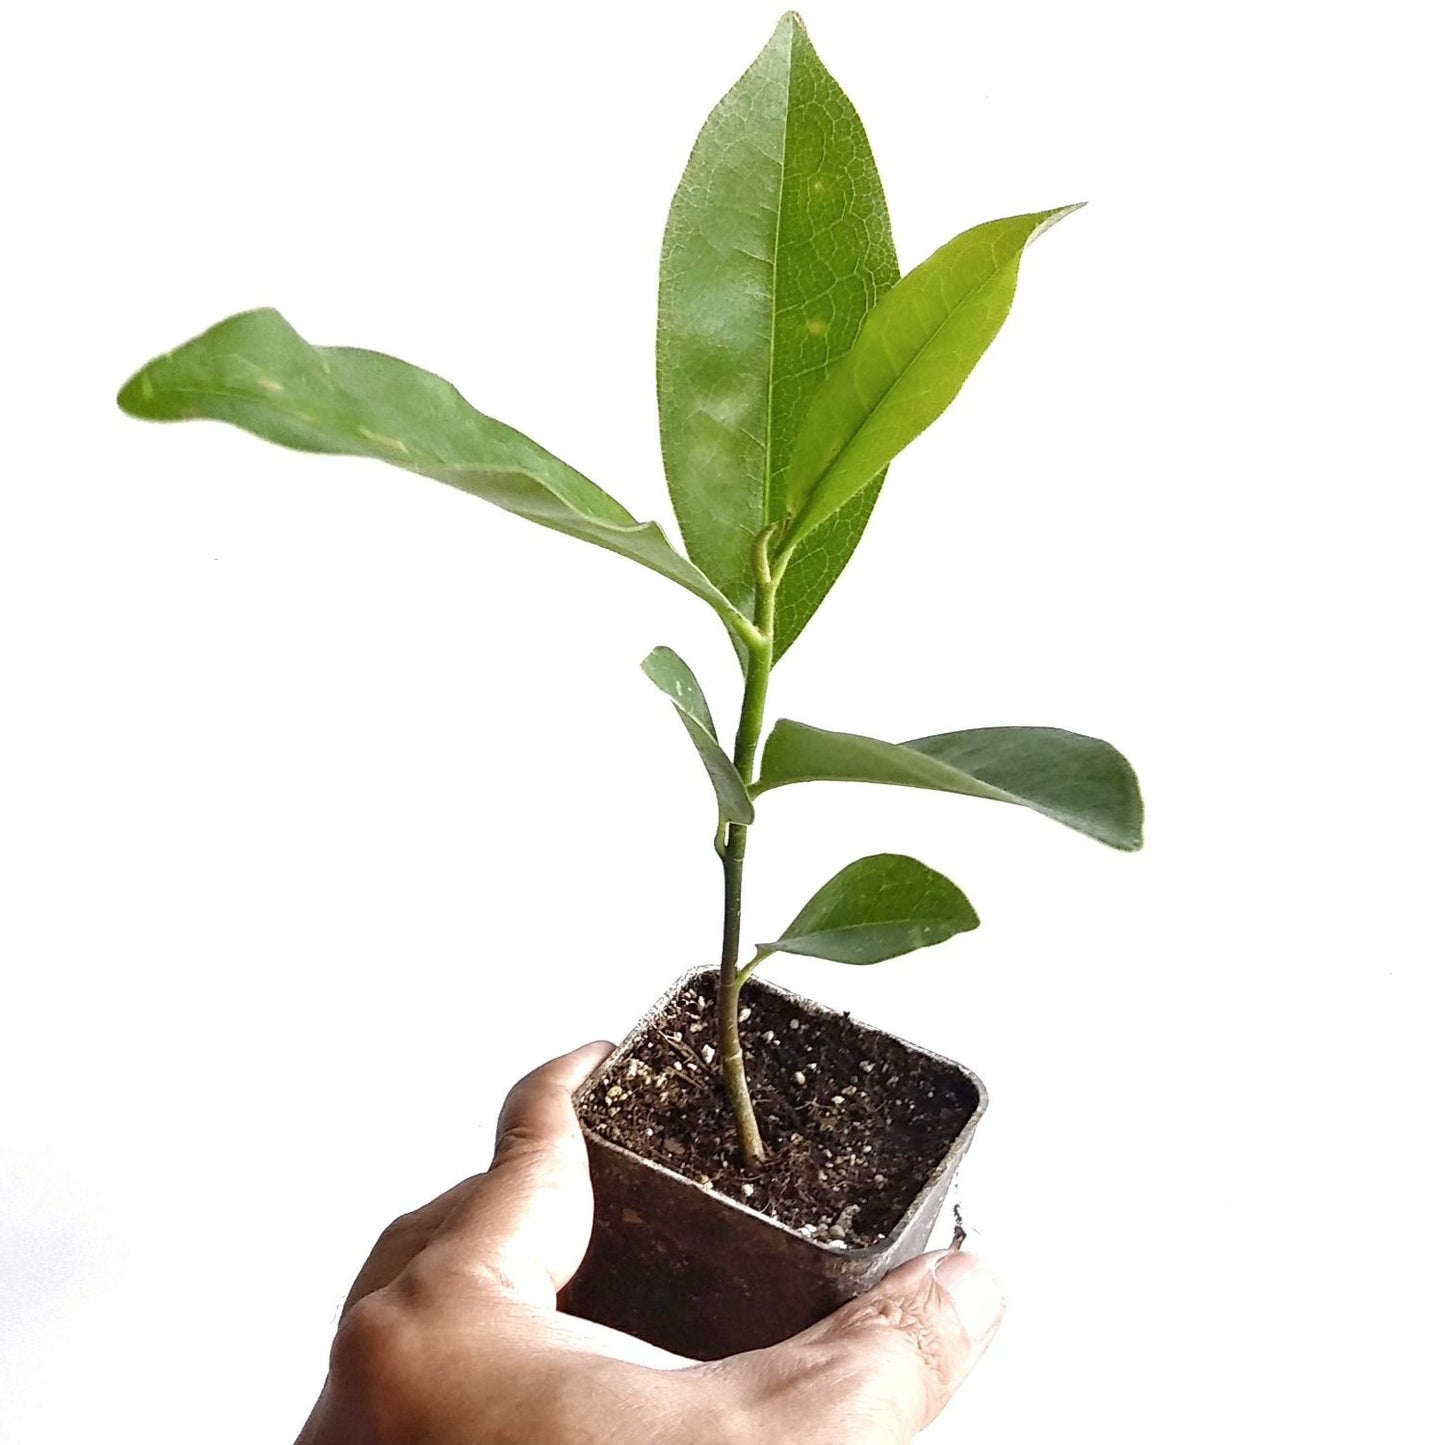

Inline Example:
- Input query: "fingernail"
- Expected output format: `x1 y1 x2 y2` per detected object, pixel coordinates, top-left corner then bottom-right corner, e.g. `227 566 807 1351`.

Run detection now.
932 1250 1005 1340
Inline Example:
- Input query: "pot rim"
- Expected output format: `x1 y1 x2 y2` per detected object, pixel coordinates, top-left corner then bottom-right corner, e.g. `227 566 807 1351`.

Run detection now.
573 964 988 1263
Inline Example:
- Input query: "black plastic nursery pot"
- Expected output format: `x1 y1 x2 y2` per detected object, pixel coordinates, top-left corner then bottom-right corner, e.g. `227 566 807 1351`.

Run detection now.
561 966 987 1360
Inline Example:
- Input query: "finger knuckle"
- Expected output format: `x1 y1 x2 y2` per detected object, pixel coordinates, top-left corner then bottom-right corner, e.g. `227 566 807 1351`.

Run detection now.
329 1292 419 1401
836 1288 955 1397
736 1343 907 1445
406 1242 526 1301
376 1208 425 1247
494 1119 554 1162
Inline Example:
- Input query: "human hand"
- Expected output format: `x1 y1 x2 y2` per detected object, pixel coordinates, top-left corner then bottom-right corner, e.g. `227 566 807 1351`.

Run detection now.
295 1042 1004 1445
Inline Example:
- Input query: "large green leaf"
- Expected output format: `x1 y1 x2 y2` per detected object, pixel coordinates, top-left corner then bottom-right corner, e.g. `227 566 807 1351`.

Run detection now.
756 720 1143 850
772 477 884 659
759 853 978 965
118 308 752 642
657 12 898 631
777 206 1081 554
641 647 754 827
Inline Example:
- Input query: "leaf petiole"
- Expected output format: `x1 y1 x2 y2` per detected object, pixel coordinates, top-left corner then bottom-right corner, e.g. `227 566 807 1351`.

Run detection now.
733 949 773 989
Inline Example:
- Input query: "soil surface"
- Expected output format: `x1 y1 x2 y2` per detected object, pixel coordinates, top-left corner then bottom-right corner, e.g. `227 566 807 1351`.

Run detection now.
577 972 978 1249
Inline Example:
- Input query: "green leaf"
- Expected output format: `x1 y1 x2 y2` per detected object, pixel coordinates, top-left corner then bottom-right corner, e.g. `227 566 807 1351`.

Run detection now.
760 853 979 965
778 206 1082 554
772 477 883 659
641 647 754 827
657 12 898 627
118 308 754 644
757 720 1143 851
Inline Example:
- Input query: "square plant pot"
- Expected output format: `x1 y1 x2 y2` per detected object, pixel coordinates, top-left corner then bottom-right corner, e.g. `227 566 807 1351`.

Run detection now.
561 966 987 1360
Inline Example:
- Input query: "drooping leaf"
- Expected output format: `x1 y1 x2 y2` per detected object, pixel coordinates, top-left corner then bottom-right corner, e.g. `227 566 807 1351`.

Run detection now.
641 647 754 827
118 308 752 642
657 12 898 628
759 853 978 965
777 206 1082 554
757 720 1143 850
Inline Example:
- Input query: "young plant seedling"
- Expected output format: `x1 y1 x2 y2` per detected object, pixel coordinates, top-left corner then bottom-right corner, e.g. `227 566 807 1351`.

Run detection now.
118 14 1142 1173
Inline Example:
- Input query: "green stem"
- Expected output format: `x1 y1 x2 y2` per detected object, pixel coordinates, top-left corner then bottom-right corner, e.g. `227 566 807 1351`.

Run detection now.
716 529 778 1170
717 839 762 1166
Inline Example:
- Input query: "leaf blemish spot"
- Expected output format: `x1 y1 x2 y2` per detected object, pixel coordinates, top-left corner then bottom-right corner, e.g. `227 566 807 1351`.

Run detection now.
358 426 409 455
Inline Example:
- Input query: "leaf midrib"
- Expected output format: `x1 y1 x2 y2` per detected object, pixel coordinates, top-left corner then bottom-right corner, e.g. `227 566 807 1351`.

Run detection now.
136 377 631 505
760 26 796 544
779 916 957 939
756 723 1018 805
146 373 710 548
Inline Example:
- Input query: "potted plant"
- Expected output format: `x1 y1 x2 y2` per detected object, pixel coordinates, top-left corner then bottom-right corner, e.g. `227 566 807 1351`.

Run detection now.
117 12 1142 1361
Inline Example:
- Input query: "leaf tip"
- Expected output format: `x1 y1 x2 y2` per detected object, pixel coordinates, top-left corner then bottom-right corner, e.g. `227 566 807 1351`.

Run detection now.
1100 804 1144 852
765 10 807 50
1029 202 1087 245
116 366 156 419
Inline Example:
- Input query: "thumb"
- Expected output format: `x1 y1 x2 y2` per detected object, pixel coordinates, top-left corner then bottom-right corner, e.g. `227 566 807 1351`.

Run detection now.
416 1040 613 1307
732 1247 1005 1443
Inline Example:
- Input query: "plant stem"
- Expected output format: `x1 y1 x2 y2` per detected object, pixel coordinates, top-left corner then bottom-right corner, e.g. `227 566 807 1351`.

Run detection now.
717 836 763 1166
716 530 777 1170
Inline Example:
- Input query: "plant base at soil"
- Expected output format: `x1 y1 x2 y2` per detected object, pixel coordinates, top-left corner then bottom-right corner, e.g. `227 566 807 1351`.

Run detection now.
562 968 986 1359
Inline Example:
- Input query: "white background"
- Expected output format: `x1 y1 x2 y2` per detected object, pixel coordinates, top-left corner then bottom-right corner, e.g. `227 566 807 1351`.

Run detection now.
2 1 1440 1440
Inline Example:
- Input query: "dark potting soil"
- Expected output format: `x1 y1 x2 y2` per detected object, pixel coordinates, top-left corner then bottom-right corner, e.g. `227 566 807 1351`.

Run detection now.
576 973 977 1249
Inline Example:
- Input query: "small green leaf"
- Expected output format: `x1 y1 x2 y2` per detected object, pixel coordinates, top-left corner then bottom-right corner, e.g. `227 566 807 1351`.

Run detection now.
118 308 753 644
657 13 898 622
779 206 1081 554
757 720 1143 850
641 647 754 827
760 853 979 965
